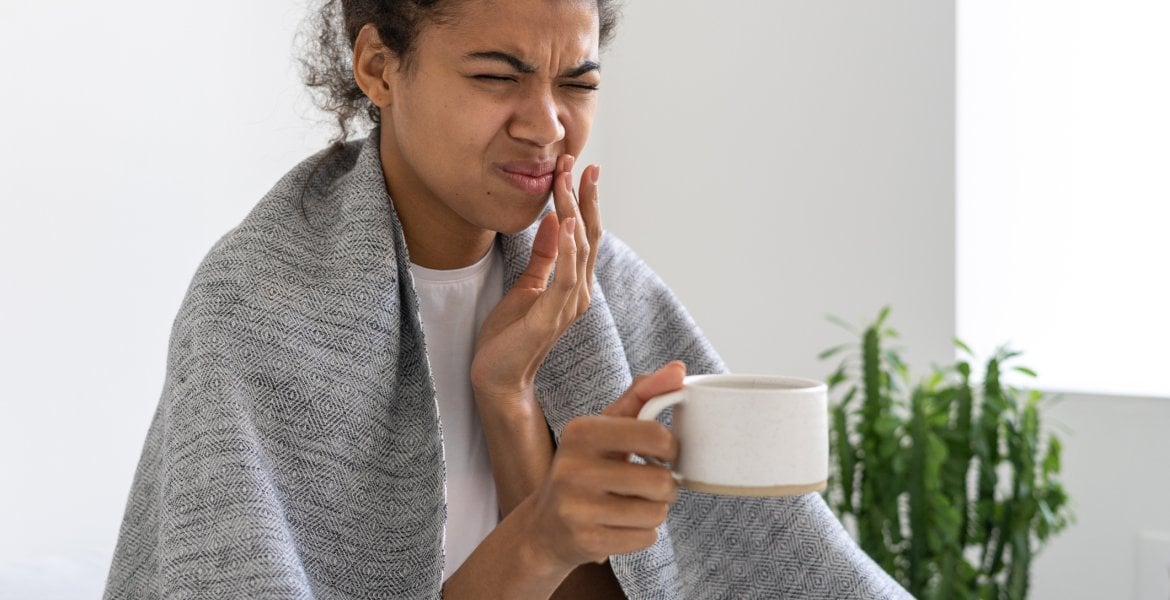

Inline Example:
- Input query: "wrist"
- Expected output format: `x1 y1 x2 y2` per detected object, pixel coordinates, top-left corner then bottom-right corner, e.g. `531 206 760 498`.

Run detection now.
442 495 574 598
472 383 554 515
472 381 540 414
514 496 577 582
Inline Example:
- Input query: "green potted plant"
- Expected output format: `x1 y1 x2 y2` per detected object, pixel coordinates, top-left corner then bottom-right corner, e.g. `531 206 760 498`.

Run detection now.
820 307 1073 599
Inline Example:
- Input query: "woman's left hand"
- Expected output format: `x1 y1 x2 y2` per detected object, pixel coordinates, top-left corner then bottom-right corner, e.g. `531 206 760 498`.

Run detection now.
470 154 602 408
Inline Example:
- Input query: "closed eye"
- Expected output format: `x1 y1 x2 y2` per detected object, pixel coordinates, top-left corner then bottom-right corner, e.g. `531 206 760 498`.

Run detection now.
473 74 516 83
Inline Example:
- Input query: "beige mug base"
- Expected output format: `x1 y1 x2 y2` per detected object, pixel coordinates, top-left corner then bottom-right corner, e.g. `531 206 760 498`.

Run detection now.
682 478 828 497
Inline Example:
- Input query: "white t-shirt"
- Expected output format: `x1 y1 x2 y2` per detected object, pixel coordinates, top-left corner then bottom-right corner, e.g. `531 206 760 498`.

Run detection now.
409 246 504 582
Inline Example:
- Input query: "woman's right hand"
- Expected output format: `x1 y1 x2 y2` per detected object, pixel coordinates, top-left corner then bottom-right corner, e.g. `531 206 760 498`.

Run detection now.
470 154 602 409
520 361 685 569
442 362 686 598
467 154 603 517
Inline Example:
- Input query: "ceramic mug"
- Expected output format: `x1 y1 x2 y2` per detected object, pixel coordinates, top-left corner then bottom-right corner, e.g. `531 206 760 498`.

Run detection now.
637 373 828 497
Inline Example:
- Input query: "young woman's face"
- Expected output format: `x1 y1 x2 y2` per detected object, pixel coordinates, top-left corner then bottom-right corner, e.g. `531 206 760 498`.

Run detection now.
379 0 601 237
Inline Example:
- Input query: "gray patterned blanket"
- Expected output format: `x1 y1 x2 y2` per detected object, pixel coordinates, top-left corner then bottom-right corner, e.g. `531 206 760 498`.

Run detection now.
104 130 909 599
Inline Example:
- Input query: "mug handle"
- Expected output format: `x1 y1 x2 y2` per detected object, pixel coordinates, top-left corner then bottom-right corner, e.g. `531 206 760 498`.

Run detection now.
637 389 686 422
635 389 687 473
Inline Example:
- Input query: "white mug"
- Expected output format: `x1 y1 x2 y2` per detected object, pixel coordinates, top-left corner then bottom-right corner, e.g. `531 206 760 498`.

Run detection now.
637 373 828 497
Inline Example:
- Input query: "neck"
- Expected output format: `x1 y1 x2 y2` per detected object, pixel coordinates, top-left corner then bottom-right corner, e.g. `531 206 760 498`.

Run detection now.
398 206 497 270
378 137 497 270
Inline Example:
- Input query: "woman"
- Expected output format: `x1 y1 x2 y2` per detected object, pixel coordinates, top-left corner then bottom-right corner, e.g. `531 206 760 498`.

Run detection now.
105 0 907 598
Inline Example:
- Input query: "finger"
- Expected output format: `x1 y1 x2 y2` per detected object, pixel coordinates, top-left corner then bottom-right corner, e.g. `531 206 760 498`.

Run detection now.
570 190 591 318
553 215 579 296
579 165 602 296
560 416 678 464
596 462 679 503
585 494 673 529
528 213 578 324
553 156 588 304
568 524 660 564
596 526 661 557
570 173 588 267
602 361 687 418
552 155 579 224
514 212 560 290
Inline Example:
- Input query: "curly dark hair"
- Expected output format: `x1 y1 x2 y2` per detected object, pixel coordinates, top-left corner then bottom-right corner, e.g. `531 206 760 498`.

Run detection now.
297 0 622 148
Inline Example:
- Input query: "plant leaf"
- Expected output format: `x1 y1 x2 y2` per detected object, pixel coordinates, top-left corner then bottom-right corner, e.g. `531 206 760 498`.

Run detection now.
827 313 859 334
1014 366 1038 377
819 343 853 361
826 366 848 389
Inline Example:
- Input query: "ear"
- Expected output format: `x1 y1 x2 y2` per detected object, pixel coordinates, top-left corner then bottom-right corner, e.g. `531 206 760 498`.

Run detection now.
352 23 399 108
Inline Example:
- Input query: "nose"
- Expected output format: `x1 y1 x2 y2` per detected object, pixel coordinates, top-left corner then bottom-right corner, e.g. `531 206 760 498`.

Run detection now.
508 85 565 147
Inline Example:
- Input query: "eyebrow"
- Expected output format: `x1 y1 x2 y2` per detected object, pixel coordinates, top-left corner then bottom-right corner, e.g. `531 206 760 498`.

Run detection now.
463 51 600 78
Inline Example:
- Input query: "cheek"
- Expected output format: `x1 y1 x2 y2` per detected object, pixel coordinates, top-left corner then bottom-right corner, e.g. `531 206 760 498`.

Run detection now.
398 100 507 191
563 100 598 154
399 81 502 149
443 97 513 159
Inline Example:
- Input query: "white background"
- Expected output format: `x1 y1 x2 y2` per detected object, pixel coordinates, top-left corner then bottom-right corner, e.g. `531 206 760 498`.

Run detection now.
0 1 333 595
957 0 1170 398
1 1 1167 598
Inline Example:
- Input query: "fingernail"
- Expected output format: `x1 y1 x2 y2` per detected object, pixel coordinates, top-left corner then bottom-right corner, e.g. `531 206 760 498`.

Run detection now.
590 165 600 186
564 155 576 173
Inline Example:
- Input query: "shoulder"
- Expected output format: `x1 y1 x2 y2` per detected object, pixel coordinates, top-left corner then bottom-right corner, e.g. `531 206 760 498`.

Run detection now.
594 230 727 375
593 231 680 327
175 136 373 331
595 231 663 291
595 231 686 314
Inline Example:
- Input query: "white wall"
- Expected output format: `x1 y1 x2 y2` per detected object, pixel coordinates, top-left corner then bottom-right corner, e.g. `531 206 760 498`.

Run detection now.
1030 393 1170 599
592 0 955 389
956 0 1170 400
954 1 1170 596
0 2 332 597
2 1 1165 599
603 5 1170 599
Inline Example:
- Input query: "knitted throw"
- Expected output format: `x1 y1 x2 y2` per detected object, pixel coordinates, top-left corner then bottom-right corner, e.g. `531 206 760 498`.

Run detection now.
104 131 910 599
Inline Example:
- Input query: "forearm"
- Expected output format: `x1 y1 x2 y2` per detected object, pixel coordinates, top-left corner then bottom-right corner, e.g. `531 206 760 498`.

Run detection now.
551 563 626 599
443 495 570 599
475 390 554 516
474 394 626 599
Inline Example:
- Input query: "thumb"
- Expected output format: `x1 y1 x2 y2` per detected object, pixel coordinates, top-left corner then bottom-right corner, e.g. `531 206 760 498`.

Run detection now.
603 361 687 418
513 212 560 290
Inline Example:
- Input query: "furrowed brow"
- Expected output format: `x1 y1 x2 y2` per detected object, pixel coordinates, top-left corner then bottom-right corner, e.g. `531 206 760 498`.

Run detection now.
560 61 601 79
463 51 537 73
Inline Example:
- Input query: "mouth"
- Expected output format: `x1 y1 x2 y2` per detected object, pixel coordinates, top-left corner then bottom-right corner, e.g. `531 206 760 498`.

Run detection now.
495 160 557 196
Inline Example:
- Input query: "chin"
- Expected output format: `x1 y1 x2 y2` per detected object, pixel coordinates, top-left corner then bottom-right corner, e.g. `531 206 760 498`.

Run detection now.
490 202 551 235
493 212 545 235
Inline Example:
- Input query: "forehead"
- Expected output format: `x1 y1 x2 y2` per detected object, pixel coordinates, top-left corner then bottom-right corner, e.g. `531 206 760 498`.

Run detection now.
427 0 600 60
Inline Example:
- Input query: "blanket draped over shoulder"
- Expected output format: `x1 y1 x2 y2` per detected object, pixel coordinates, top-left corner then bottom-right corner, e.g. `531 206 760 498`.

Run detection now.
104 131 909 599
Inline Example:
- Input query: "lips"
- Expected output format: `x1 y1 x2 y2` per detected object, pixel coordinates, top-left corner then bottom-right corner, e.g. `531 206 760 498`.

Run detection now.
495 159 557 196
